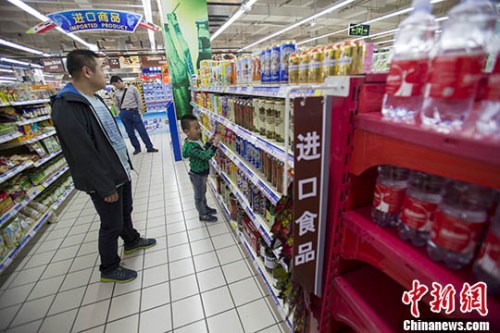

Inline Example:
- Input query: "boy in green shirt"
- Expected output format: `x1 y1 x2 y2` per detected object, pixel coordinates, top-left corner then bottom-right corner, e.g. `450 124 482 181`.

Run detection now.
181 114 221 222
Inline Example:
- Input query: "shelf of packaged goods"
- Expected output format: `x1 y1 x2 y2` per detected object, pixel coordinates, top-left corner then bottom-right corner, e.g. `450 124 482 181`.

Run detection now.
33 149 62 168
237 228 293 330
145 100 169 104
0 161 33 185
23 130 56 145
193 103 294 168
200 123 283 205
341 207 500 327
193 85 327 98
40 165 69 188
10 99 50 107
352 113 500 188
210 159 274 247
0 185 75 273
15 115 51 126
0 132 22 145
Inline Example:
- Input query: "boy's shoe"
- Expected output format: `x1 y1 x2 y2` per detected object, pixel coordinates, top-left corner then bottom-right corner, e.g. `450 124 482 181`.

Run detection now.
124 237 157 254
147 148 159 153
200 215 218 223
133 149 141 155
101 266 137 283
206 207 217 215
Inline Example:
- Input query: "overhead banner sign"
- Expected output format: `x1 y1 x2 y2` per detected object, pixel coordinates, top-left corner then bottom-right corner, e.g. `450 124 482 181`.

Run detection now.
140 55 168 67
160 0 211 118
27 10 161 34
292 96 330 296
41 58 64 73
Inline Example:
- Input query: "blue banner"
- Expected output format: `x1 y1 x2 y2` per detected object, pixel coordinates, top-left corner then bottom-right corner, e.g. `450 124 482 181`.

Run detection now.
47 10 142 33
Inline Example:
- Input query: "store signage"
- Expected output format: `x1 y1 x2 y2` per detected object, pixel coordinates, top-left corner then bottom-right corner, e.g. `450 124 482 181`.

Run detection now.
140 55 168 67
118 56 141 69
40 58 64 73
348 23 370 36
107 57 121 70
292 96 330 296
27 10 161 34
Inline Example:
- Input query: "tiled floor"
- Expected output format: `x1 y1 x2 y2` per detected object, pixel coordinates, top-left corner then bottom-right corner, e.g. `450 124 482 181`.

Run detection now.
0 133 286 333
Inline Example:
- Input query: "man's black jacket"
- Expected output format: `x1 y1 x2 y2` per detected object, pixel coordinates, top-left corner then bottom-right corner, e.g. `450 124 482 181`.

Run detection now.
51 83 132 198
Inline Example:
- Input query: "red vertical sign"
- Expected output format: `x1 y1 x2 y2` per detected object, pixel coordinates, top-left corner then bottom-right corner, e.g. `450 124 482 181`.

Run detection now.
292 96 331 295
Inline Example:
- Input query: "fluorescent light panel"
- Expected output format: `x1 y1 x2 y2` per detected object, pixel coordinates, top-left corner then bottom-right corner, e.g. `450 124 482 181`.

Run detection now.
142 0 156 50
1 57 30 66
375 39 396 45
0 38 45 55
0 76 17 80
212 0 258 42
0 68 14 73
238 0 355 51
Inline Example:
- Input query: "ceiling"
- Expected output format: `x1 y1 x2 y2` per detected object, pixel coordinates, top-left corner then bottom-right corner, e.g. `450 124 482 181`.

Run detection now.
0 0 460 62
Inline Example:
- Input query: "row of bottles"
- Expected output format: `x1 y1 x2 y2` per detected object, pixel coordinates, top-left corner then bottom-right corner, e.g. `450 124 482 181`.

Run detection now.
382 0 500 137
371 165 499 293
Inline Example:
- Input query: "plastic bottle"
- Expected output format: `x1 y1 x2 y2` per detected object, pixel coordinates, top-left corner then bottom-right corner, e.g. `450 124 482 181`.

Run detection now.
421 0 498 132
476 53 500 138
381 0 438 122
399 172 444 247
473 205 500 294
372 165 410 227
427 181 493 270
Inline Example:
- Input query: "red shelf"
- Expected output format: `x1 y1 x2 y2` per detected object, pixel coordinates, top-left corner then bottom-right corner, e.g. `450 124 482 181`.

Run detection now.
351 113 500 188
341 207 500 327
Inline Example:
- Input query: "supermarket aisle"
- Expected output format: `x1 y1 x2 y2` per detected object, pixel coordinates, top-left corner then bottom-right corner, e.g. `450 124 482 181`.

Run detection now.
0 133 286 333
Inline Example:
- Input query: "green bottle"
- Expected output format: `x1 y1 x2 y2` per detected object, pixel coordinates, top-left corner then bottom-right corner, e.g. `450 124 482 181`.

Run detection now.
196 19 212 70
163 23 192 117
167 12 195 76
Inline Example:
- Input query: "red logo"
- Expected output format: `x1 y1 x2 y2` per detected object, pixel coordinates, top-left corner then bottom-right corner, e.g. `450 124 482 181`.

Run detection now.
402 279 429 318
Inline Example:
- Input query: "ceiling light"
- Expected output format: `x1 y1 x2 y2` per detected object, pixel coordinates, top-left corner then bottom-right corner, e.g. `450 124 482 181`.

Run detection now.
211 0 258 42
436 16 449 22
0 76 17 81
0 68 14 73
238 0 355 51
375 39 396 45
0 38 45 55
355 28 399 41
142 0 156 51
7 0 98 51
0 57 30 66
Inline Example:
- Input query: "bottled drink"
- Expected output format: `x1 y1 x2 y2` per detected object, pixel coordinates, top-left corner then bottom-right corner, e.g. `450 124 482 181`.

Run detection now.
167 13 195 76
473 205 500 295
476 53 500 138
381 0 438 123
399 172 443 247
196 19 212 71
372 165 409 227
427 181 493 270
421 0 498 132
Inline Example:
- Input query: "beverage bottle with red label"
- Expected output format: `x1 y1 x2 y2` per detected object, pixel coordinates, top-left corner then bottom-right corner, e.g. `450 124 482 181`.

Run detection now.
476 53 500 137
421 0 498 132
399 172 444 247
372 165 410 227
427 181 493 270
473 205 500 294
381 0 438 123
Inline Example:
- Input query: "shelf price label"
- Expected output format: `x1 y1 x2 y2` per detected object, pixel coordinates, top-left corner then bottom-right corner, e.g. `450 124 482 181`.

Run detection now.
292 96 331 296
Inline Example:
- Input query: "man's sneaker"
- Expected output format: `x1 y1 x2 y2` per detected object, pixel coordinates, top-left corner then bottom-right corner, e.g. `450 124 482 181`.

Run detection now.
133 149 141 155
206 207 217 215
101 266 137 283
200 215 218 223
124 237 157 254
147 148 159 153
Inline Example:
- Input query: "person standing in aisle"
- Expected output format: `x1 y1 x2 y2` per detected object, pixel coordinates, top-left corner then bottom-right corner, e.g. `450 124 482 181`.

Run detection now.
51 50 157 283
110 75 159 155
181 114 220 222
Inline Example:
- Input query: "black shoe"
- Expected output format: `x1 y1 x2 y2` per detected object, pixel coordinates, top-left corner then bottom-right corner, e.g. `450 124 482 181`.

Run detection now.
147 148 159 153
124 237 157 254
133 149 141 155
200 215 218 223
101 266 137 283
206 207 217 215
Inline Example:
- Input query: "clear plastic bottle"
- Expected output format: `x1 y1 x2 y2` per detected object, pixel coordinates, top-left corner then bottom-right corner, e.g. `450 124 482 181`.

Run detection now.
421 0 498 132
399 172 444 247
476 53 500 138
473 205 500 295
427 181 493 270
372 165 410 227
381 0 438 123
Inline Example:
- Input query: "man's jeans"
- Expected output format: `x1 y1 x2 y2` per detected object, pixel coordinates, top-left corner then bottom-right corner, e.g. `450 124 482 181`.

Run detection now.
119 109 153 151
89 181 140 273
189 172 209 216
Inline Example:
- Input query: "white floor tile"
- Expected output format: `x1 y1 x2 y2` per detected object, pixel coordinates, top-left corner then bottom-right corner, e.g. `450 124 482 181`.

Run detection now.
70 253 98 272
121 254 144 271
259 324 284 333
60 267 93 291
201 286 234 317
108 290 140 322
146 225 166 238
72 299 110 332
167 221 186 234
212 234 237 250
166 212 184 224
11 294 55 327
169 258 195 280
237 299 276 332
0 304 21 330
141 281 170 311
60 233 86 248
48 286 86 315
193 252 219 272
68 224 91 236
168 244 192 262
142 264 169 288
171 295 204 329
207 309 244 333
139 304 172 333
52 245 80 262
113 272 143 297
187 228 211 242
27 275 65 301
174 320 207 333
222 260 252 284
167 231 189 247
216 245 244 265
0 282 34 308
39 308 78 333
23 250 56 269
10 266 45 288
170 275 198 302
6 319 42 333
190 239 215 256
82 282 114 305
105 314 138 333
40 259 73 280
229 277 263 307
143 249 168 269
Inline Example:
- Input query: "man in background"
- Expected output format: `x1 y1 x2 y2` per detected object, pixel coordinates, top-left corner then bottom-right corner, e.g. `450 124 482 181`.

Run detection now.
111 75 158 155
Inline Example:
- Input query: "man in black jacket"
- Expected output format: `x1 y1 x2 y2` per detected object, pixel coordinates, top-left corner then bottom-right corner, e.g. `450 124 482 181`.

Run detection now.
51 49 156 283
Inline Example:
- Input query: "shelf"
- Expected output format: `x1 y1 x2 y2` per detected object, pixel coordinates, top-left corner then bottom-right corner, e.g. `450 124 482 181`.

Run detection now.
33 149 62 168
210 160 274 247
0 132 21 144
200 123 283 205
352 113 500 188
40 165 69 188
16 115 51 126
144 99 169 104
0 161 33 185
10 99 50 107
24 130 57 144
0 185 75 273
193 103 294 167
341 207 500 326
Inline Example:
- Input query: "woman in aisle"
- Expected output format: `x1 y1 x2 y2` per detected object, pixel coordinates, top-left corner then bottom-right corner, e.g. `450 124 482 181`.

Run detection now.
50 49 156 283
